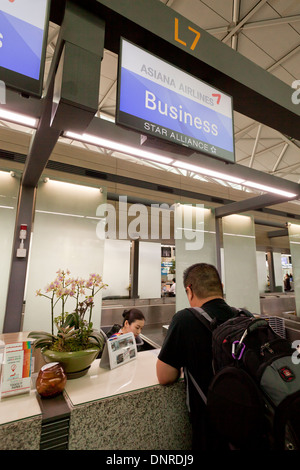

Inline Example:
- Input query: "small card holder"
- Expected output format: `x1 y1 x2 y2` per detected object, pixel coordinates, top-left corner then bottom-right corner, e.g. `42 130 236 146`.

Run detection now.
100 332 137 370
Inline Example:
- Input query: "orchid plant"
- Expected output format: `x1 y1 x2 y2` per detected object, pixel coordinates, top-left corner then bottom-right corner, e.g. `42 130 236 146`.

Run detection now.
29 269 107 352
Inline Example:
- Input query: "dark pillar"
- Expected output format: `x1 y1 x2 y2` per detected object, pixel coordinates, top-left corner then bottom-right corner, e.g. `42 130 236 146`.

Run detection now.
3 2 105 332
266 251 276 293
3 185 36 332
131 240 140 299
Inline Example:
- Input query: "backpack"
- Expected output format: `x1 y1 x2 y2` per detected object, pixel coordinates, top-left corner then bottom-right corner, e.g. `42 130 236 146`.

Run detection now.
187 306 300 450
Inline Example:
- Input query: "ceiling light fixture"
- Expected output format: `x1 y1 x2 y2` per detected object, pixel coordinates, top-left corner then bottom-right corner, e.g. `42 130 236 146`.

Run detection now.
43 177 100 192
172 160 245 184
99 113 115 123
63 134 297 199
173 160 297 198
0 109 37 128
0 170 13 177
242 181 297 198
64 131 174 165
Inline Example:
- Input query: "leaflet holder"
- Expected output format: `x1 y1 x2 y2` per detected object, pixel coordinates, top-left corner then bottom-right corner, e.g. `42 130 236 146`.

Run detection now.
100 332 137 370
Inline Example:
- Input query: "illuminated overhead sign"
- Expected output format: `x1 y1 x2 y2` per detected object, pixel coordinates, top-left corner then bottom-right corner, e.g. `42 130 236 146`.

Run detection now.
0 0 50 97
117 38 235 163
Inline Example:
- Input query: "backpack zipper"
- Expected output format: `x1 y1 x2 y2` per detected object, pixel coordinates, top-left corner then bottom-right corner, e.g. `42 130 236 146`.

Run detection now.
260 342 274 356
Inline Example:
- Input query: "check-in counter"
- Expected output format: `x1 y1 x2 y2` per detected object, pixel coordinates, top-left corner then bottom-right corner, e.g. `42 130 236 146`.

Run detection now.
64 350 192 450
0 331 43 450
260 293 296 316
0 331 192 450
0 389 42 450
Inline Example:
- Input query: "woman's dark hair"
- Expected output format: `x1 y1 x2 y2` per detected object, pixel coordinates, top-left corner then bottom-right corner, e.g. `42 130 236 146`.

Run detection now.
122 308 145 326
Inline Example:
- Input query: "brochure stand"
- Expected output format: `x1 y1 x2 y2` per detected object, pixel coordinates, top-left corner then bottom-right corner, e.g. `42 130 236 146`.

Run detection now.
100 332 137 370
0 341 33 399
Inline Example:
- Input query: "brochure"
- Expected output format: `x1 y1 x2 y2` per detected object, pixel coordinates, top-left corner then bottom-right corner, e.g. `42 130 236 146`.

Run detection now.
0 341 32 399
100 332 137 370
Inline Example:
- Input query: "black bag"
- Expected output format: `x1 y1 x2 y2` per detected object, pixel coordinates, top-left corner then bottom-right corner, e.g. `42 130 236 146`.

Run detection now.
188 307 300 450
105 323 122 338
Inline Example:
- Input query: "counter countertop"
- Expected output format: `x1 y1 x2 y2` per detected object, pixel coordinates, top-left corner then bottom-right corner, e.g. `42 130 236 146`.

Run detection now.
0 331 42 426
0 327 168 425
64 349 161 406
0 390 42 425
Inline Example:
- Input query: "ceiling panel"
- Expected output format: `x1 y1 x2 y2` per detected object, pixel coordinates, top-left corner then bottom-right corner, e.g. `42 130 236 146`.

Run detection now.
237 32 276 68
239 0 265 19
270 0 300 17
243 24 300 63
167 0 231 28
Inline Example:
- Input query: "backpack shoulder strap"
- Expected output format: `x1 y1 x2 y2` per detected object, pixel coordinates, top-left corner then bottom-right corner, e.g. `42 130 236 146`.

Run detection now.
231 307 253 318
188 307 214 331
185 308 213 409
184 367 207 409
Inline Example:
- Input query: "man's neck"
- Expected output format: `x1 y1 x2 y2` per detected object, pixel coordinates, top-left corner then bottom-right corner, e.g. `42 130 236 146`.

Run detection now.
190 295 223 308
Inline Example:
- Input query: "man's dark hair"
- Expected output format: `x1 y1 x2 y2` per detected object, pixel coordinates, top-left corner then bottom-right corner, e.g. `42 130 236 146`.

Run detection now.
183 263 223 299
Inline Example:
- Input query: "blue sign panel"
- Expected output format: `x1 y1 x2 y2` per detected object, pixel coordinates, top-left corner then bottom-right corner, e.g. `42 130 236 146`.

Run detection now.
117 39 235 163
0 0 49 96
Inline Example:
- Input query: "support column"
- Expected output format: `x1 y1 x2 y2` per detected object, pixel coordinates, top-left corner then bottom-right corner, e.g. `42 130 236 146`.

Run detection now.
266 251 276 292
3 2 105 332
215 216 222 278
222 214 260 314
3 186 36 332
131 240 140 299
288 223 300 316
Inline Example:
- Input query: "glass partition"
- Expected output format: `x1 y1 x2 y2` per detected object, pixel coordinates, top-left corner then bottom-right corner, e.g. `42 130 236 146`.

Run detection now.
288 223 300 316
222 214 260 314
103 239 131 299
23 178 107 332
256 251 268 294
0 170 20 333
138 241 161 299
175 204 217 312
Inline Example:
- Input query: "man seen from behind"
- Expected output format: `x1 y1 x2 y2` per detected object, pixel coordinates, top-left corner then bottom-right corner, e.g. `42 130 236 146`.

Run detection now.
156 263 235 450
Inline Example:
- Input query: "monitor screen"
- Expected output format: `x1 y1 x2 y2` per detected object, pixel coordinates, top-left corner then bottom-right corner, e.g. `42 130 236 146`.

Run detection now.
117 38 235 163
0 0 50 97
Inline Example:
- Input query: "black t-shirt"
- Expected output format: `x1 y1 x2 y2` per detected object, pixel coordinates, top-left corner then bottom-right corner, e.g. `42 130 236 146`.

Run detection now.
158 298 234 450
158 298 234 394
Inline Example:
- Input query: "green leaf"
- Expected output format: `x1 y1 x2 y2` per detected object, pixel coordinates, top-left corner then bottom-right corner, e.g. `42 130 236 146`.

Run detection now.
88 330 105 349
28 331 54 339
32 338 54 349
63 312 80 329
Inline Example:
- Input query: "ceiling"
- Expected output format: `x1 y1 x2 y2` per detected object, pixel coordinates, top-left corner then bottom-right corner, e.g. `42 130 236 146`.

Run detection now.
1 0 300 198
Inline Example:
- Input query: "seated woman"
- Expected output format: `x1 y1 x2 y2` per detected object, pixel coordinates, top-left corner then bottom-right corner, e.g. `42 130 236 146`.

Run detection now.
107 308 145 339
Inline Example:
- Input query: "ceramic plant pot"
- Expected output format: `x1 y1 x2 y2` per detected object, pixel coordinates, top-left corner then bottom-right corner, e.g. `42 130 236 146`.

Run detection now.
41 346 100 379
